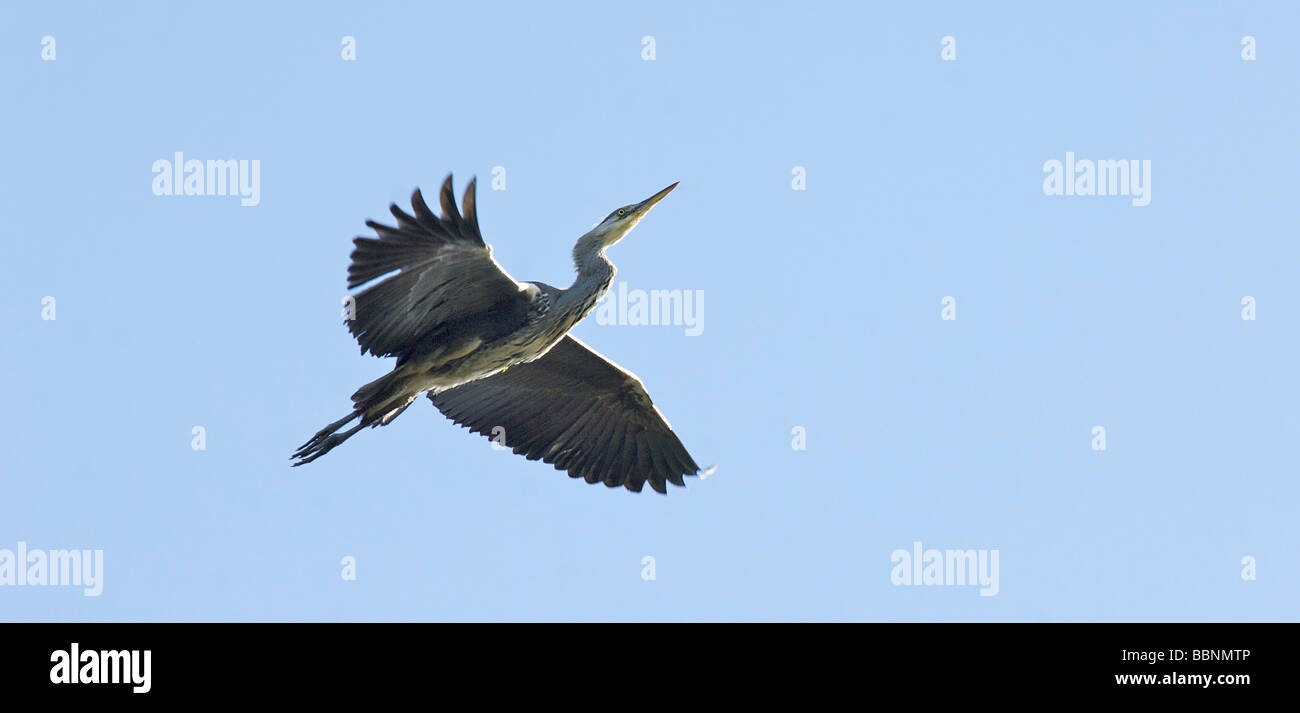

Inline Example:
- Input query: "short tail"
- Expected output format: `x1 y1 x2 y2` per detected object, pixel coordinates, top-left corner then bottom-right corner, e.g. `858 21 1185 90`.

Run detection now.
290 369 420 466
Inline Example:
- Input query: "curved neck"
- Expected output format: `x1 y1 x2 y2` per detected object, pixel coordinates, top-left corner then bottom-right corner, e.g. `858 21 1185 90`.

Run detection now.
560 246 616 318
573 240 612 276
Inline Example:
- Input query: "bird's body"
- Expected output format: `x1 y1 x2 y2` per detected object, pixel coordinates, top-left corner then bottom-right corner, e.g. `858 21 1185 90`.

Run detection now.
292 175 704 493
361 272 604 423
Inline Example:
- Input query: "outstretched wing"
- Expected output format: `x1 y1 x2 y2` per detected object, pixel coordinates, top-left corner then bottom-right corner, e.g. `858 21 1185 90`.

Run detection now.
429 336 702 494
347 175 531 360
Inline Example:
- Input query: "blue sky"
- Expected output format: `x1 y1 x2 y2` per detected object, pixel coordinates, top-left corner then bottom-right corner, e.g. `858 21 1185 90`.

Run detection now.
1 2 1296 621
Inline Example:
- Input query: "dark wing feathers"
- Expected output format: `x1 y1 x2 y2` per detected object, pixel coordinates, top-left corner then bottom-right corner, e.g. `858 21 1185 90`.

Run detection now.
429 336 701 494
349 177 484 289
345 175 528 359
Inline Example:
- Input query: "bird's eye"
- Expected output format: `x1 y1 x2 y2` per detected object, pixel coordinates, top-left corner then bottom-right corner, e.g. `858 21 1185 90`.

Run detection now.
617 208 625 216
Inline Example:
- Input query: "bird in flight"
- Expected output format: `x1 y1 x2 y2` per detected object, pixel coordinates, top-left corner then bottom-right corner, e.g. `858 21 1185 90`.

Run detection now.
291 175 707 493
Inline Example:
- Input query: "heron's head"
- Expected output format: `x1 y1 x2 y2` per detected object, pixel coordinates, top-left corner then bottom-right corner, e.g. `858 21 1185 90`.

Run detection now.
586 181 679 248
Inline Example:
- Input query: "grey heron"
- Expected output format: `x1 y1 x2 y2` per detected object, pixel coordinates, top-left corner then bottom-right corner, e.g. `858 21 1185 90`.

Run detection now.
291 175 706 493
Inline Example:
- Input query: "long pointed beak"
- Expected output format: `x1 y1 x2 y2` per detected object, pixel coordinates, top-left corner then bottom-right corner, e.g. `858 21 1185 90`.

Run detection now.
633 181 679 215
